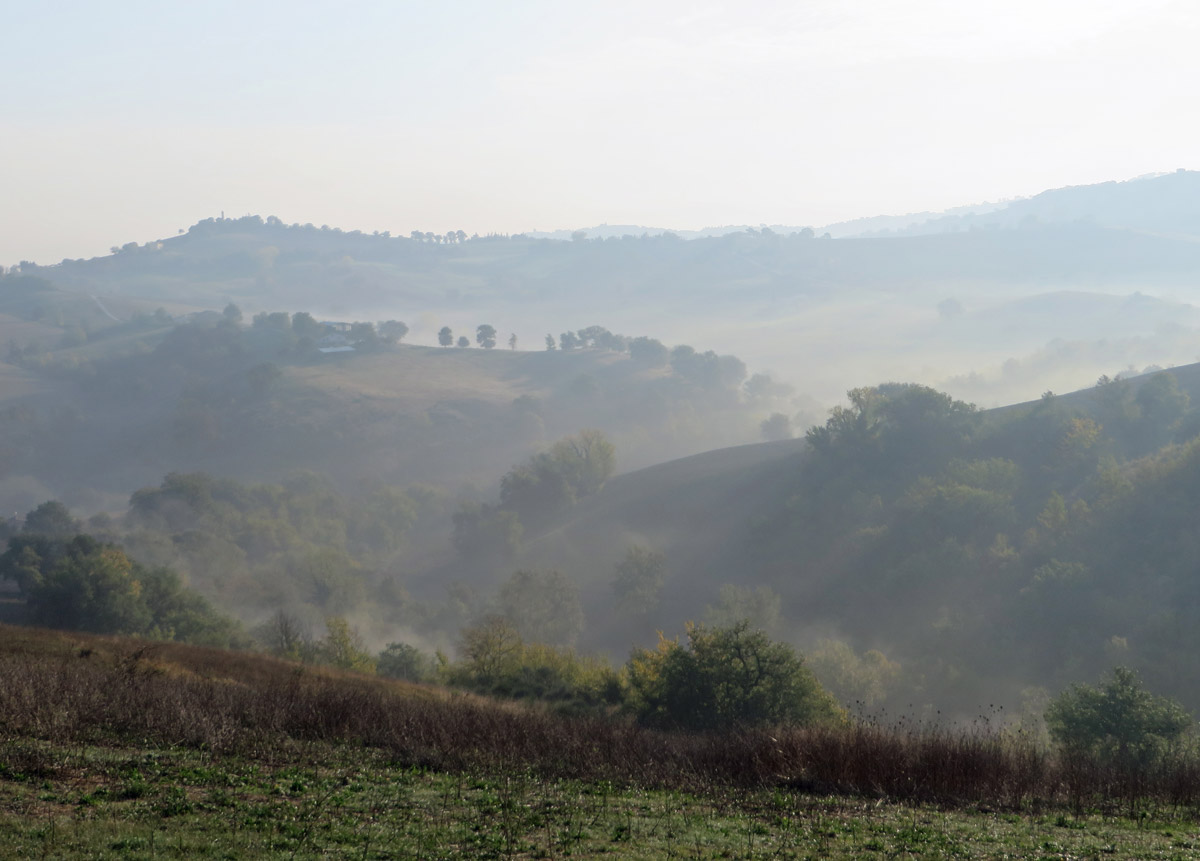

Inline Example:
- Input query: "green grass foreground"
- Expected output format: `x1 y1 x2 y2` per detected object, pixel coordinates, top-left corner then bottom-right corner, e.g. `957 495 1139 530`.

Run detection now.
2 743 1198 860
1 624 1199 859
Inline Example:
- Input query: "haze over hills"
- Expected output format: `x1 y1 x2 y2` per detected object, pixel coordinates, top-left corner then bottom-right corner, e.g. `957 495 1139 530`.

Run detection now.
856 169 1200 238
4 169 1200 721
10 170 1200 411
529 170 1199 240
10 4 1200 846
468 362 1200 716
0 307 777 514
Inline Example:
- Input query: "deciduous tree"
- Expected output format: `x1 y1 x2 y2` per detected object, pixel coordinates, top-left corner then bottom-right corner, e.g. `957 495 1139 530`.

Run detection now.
378 320 409 344
626 622 841 731
1046 667 1192 766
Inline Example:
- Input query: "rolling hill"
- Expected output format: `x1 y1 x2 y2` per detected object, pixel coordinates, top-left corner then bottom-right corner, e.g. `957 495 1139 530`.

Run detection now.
11 169 1200 408
0 296 784 519
465 362 1200 715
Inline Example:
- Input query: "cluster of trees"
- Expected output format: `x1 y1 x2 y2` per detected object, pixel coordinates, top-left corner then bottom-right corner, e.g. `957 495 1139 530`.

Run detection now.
4 499 1194 752
233 543 839 732
384 615 841 729
244 306 409 351
441 615 620 713
612 545 668 616
436 324 500 349
120 471 439 617
4 288 794 522
544 325 754 395
499 430 615 522
0 489 481 659
5 508 1194 756
667 345 747 391
1 480 606 667
453 430 616 558
12 303 413 382
0 503 243 646
255 611 378 673
0 475 455 641
759 372 1200 714
552 325 630 352
408 229 469 244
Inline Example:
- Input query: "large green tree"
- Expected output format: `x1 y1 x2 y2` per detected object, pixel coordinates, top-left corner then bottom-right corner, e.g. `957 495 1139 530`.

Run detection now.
378 320 409 344
476 324 497 349
21 500 80 538
499 429 616 523
626 622 841 731
1046 667 1192 766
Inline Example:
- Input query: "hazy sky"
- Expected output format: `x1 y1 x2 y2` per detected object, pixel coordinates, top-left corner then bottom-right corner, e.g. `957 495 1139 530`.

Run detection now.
4 0 1197 264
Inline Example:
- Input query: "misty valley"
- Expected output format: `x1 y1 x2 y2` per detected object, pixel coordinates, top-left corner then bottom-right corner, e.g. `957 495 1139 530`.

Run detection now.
6 172 1200 856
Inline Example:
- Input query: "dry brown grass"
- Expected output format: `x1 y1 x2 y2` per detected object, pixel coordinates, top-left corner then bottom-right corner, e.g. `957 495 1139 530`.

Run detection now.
1 623 1197 817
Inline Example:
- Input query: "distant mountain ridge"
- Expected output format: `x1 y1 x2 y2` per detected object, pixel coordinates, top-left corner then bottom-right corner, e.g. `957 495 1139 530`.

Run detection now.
851 170 1200 238
527 169 1200 241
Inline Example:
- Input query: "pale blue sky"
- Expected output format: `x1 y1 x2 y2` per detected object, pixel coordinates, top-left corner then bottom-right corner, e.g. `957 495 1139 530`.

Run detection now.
4 0 1197 264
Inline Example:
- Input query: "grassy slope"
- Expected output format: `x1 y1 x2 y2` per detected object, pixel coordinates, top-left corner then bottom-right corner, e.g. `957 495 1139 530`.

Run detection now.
289 343 634 411
0 624 1195 859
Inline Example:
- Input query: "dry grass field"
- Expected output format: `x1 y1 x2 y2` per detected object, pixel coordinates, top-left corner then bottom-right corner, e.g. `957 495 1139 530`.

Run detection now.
0 623 1198 858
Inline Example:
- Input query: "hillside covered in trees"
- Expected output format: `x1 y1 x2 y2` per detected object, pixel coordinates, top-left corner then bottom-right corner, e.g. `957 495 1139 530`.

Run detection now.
6 363 1200 723
480 366 1200 718
5 171 1200 725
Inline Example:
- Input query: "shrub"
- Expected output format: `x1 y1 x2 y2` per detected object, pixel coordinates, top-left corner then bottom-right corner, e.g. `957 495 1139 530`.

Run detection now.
625 621 842 731
447 617 620 713
1046 667 1193 767
377 642 436 682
